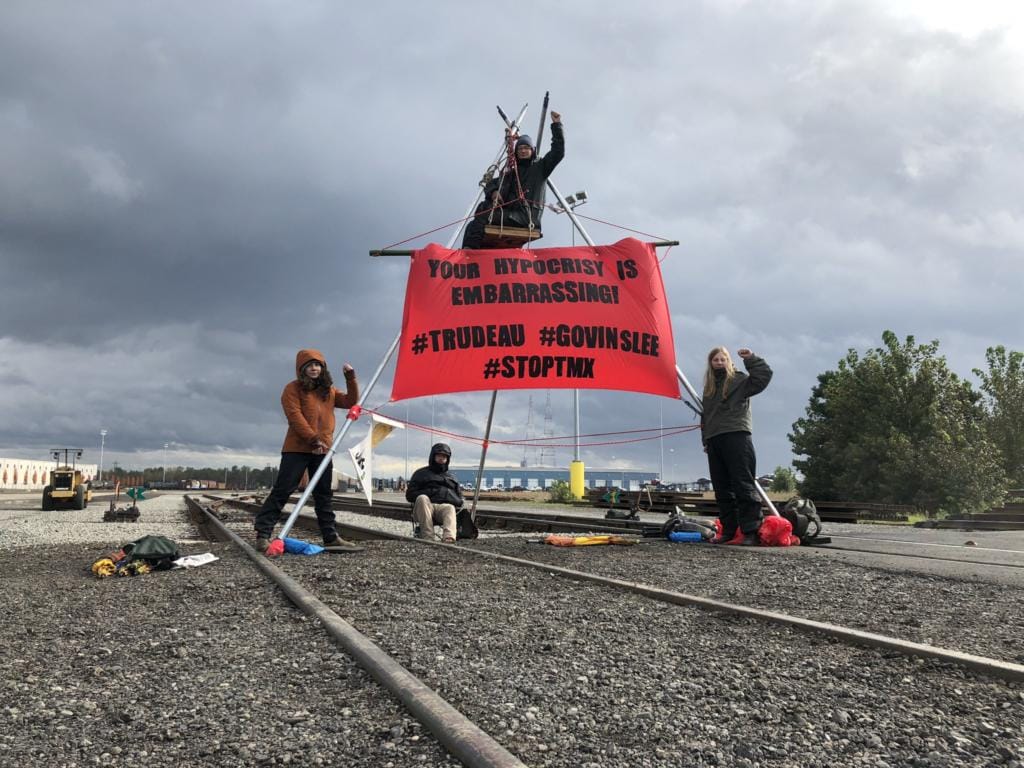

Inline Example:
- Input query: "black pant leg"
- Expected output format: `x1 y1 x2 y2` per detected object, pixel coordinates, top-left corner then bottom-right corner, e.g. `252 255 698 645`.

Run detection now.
461 202 490 249
706 438 738 535
309 455 337 540
254 453 309 537
717 432 762 533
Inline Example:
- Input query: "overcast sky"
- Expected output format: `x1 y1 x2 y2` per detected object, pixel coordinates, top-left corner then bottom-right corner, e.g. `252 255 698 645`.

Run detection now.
2 1 1022 483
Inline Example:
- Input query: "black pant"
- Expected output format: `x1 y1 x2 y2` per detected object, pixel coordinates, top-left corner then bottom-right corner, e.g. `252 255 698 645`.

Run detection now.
461 201 536 249
254 452 336 540
706 432 762 535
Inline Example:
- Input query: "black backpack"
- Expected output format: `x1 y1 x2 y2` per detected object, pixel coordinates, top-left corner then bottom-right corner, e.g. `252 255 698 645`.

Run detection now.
781 498 823 544
456 508 479 540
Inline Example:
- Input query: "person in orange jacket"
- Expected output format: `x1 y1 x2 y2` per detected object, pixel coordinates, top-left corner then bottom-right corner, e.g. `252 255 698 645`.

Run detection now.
254 349 359 553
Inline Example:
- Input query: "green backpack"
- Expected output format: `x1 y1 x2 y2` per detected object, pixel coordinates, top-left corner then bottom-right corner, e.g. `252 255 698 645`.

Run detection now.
124 535 180 571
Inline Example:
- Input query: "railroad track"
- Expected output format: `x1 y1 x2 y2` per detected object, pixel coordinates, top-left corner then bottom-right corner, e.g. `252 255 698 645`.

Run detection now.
225 492 1024 568
185 494 1024 766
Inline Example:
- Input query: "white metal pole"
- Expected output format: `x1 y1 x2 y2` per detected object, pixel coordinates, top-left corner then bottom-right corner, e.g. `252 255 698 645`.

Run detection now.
99 429 107 483
547 180 595 468
659 403 664 483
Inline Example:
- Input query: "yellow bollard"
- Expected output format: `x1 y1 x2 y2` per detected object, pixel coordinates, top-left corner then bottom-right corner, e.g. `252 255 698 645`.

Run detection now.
570 460 585 500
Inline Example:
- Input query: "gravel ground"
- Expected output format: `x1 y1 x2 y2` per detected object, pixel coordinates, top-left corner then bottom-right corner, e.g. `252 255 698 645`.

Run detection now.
271 539 1024 768
470 537 1024 666
0 492 202 549
308 506 1024 665
0 494 452 767
5 494 1024 767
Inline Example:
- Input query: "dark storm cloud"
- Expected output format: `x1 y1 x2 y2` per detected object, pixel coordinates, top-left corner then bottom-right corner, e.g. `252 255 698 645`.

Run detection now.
1 1 1022 480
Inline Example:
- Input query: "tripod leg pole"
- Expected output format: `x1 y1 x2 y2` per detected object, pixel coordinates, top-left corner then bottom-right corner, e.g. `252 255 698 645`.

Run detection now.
469 390 498 520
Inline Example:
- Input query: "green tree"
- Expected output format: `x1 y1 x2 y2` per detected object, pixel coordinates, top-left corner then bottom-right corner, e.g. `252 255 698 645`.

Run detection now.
974 346 1024 488
769 466 797 493
789 331 1006 515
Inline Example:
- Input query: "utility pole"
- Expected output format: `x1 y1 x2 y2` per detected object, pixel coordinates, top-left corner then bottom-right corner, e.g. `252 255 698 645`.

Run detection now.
162 443 169 484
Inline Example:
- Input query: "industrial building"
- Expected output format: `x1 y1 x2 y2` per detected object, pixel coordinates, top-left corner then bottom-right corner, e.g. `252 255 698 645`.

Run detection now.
447 465 656 492
0 457 98 491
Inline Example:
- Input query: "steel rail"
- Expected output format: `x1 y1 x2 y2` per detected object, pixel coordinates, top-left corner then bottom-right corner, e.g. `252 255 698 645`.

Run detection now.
213 493 1024 570
429 540 1024 683
206 494 1024 682
184 496 529 768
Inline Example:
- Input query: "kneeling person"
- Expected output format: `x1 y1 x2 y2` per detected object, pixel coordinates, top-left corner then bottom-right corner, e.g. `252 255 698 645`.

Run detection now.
406 443 463 543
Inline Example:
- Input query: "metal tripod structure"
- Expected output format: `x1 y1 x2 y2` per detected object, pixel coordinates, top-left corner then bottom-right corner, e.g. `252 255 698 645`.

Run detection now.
278 98 774 542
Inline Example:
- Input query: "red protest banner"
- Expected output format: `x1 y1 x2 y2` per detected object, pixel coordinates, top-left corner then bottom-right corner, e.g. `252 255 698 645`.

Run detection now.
390 238 681 401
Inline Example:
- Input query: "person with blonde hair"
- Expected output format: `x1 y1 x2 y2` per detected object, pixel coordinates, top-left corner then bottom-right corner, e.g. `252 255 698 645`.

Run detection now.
701 347 773 545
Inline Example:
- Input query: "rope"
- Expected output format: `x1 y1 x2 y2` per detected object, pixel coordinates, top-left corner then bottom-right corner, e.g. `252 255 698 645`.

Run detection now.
379 160 674 256
362 406 699 449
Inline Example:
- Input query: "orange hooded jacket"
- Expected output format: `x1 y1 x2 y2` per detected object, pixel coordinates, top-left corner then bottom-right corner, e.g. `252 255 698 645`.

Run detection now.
280 349 360 453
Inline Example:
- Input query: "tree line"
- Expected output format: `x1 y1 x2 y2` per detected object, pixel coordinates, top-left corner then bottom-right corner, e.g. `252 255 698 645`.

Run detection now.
107 465 280 490
787 331 1022 516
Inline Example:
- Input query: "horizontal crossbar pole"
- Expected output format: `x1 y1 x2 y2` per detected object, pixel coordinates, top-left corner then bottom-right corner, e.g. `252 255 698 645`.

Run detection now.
369 240 679 257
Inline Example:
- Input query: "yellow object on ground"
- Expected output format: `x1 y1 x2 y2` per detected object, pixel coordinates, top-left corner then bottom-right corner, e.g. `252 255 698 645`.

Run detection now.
91 558 116 578
543 534 636 547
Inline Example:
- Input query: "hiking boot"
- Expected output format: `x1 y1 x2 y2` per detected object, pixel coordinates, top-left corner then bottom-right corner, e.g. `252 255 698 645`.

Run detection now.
712 531 737 544
323 536 357 548
738 532 760 546
254 537 271 554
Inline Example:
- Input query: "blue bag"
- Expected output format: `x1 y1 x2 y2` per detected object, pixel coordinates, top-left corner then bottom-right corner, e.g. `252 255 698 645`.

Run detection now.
282 537 325 555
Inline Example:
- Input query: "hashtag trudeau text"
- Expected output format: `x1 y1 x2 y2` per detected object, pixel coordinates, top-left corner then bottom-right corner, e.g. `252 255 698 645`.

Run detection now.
391 238 681 400
413 324 526 353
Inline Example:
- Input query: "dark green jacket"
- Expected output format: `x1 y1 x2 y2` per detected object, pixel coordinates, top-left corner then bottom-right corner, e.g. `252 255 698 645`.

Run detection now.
700 355 772 445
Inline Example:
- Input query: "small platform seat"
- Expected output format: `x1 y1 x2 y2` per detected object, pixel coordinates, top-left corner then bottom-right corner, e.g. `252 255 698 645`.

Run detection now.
481 224 542 249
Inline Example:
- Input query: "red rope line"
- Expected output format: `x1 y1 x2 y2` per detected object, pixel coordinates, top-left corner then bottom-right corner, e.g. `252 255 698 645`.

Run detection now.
380 187 675 257
546 207 670 242
362 406 699 448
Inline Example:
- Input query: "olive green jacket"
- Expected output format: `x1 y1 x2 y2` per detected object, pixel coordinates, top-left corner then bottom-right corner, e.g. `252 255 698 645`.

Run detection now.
700 355 772 445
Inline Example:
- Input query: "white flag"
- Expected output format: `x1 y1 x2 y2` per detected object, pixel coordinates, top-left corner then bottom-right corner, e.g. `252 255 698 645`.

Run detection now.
348 414 404 505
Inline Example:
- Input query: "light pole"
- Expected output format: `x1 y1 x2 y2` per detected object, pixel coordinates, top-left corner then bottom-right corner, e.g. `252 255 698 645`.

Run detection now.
552 188 591 498
162 443 169 484
99 429 107 484
659 403 664 484
553 190 588 246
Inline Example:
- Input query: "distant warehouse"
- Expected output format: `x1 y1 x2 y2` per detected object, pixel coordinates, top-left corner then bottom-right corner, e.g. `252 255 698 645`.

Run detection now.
446 465 655 492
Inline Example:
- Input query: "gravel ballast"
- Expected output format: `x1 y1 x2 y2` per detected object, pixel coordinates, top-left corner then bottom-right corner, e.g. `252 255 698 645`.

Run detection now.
4 493 1023 767
0 494 451 767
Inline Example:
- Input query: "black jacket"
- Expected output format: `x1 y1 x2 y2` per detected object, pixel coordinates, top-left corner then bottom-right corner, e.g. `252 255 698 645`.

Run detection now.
406 462 464 509
488 121 564 230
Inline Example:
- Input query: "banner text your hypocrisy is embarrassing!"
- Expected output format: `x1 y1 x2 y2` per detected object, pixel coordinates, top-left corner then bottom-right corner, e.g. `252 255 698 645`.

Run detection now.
390 238 681 401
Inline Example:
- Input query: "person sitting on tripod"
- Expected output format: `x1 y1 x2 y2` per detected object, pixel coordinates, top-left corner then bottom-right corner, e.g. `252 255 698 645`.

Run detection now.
461 111 564 249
